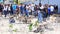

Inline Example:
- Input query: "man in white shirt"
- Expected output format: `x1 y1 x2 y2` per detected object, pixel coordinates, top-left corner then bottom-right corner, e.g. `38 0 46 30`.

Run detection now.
50 6 54 14
40 5 44 10
29 4 34 15
3 5 8 17
50 6 54 12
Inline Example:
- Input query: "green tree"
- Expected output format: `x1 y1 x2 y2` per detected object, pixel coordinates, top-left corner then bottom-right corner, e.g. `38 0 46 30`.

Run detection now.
13 0 18 4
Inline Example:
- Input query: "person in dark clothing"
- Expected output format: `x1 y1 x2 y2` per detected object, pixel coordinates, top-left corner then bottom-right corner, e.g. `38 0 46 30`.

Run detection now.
34 5 38 17
54 5 58 13
39 3 42 7
10 4 13 15
0 4 3 16
20 3 24 16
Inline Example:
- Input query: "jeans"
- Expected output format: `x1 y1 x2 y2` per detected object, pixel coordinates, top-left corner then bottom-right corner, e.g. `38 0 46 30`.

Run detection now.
4 10 7 17
34 11 38 17
38 12 43 23
25 10 29 17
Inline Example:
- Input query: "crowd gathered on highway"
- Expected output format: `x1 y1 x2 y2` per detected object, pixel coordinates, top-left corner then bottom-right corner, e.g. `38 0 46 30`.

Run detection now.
0 3 58 23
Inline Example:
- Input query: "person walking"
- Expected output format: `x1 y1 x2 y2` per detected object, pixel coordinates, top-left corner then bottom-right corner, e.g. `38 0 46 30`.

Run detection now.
48 6 51 16
10 4 13 15
25 5 29 17
12 4 17 16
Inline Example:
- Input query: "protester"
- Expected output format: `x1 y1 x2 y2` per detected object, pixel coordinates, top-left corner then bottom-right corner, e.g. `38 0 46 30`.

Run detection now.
19 3 24 16
29 4 35 15
0 4 3 17
3 4 8 17
39 3 46 18
54 5 58 13
44 4 48 17
50 5 54 14
37 10 43 23
34 5 38 17
12 4 17 16
25 5 29 17
16 5 19 15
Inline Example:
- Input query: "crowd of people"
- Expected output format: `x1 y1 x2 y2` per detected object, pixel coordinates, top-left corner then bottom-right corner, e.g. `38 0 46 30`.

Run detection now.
0 3 58 23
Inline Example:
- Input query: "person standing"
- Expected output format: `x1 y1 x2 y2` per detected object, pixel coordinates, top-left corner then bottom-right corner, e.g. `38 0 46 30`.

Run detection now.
12 4 17 16
10 4 13 15
9 16 15 23
3 4 8 17
48 6 51 16
19 3 24 16
50 5 54 15
34 5 37 17
37 10 43 23
29 4 35 15
0 4 3 17
8 4 11 15
25 5 29 17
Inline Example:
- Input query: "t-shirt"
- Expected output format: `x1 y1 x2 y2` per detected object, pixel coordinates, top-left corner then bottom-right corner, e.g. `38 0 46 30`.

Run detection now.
30 6 34 11
50 6 54 12
48 7 51 14
8 7 11 11
3 6 8 11
20 6 24 11
38 10 43 22
12 4 17 11
0 5 2 11
40 5 44 9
